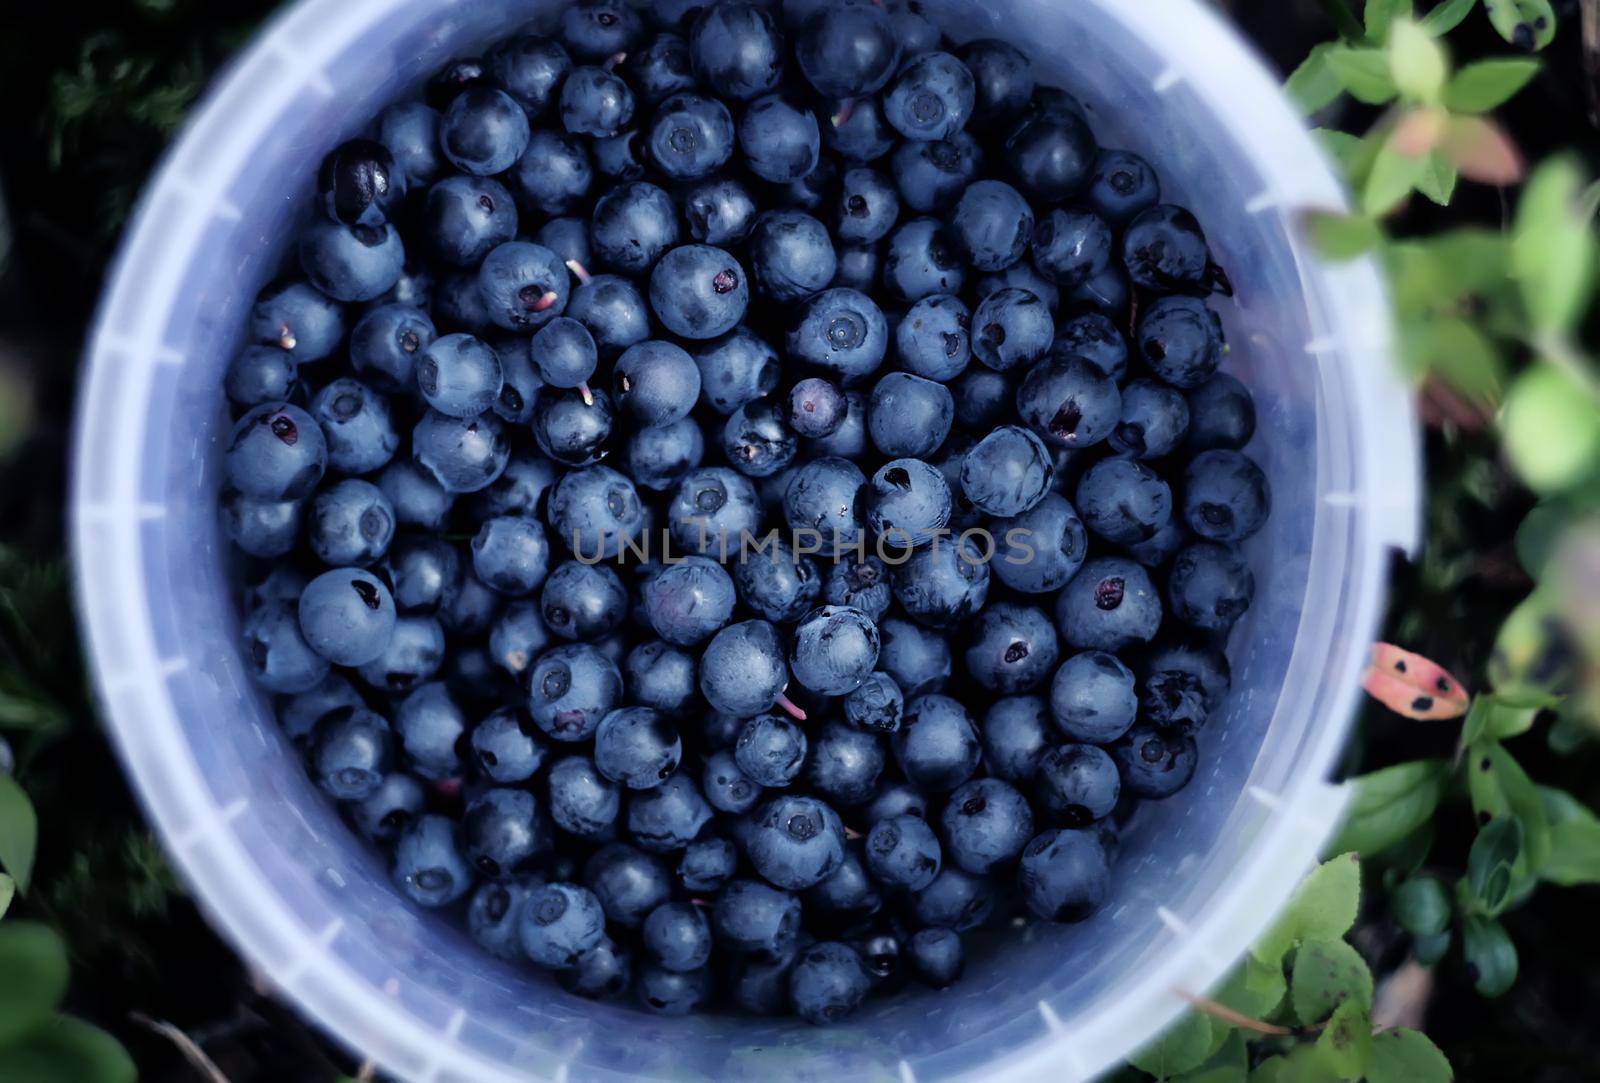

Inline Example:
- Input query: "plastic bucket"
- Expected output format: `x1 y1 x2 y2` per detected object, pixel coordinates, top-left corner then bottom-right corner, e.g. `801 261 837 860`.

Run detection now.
71 0 1421 1079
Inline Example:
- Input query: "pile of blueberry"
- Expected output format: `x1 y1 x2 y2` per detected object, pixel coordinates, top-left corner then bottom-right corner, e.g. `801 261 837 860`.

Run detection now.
224 0 1269 1025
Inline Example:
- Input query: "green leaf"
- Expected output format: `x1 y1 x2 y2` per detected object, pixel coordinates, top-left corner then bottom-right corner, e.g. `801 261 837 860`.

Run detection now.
1444 58 1540 111
1413 928 1453 965
1329 760 1447 856
1547 712 1590 755
1461 915 1518 995
1402 316 1501 397
1367 1028 1453 1082
0 923 69 1046
1467 816 1523 913
1290 938 1374 1024
1364 144 1426 215
1254 853 1361 966
0 1015 137 1083
1538 788 1600 885
1251 1044 1347 1082
1500 366 1600 494
0 872 12 918
1516 501 1571 578
1313 999 1374 1080
1421 0 1479 34
1366 0 1416 41
1489 592 1573 705
1392 875 1452 936
1215 953 1289 1019
1513 157 1598 334
1289 43 1345 113
1467 741 1552 874
1483 0 1557 50
1461 695 1540 743
1305 212 1384 260
1129 1011 1213 1078
1414 151 1458 204
1388 18 1448 101
0 773 37 894
1326 46 1400 104
1176 1029 1248 1083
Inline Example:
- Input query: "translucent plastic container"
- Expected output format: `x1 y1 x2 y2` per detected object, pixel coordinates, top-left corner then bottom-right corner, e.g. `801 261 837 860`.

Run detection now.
71 0 1421 1079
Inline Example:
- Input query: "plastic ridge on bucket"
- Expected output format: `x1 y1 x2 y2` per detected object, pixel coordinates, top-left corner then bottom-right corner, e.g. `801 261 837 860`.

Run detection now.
71 1 1421 1080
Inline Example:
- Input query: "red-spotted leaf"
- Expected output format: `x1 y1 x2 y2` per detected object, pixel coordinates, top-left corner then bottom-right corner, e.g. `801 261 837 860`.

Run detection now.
1443 116 1525 185
1364 644 1471 719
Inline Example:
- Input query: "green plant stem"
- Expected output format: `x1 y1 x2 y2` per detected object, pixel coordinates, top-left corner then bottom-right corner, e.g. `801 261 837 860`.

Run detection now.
1316 0 1368 40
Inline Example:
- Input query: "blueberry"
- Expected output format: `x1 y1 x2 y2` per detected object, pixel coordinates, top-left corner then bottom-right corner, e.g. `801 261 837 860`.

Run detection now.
940 777 1034 875
1124 518 1186 569
787 287 888 384
679 836 739 894
567 273 652 358
684 176 760 247
796 2 899 98
748 211 837 302
391 681 465 780
1110 379 1191 459
1049 650 1138 744
351 771 427 845
393 815 474 907
890 535 990 628
950 180 1034 273
722 398 799 478
377 101 446 186
978 695 1049 783
541 559 629 640
639 556 736 646
224 345 297 407
834 167 899 245
867 372 953 458
528 318 598 400
1138 295 1223 389
562 938 635 999
650 244 751 339
299 219 405 303
864 812 941 890
977 259 1060 314
669 467 762 554
804 720 885 806
825 94 896 162
732 535 820 621
805 844 883 922
628 771 714 852
972 287 1052 373
627 418 706 491
740 94 822 183
1055 311 1129 381
908 927 963 987
434 270 492 332
307 479 394 567
1035 744 1120 827
594 707 681 789
349 304 435 392
1168 542 1254 633
621 31 694 104
884 52 975 141
832 242 879 291
478 242 570 333
561 65 636 137
428 57 491 109
552 464 646 561
687 1 785 99
486 34 573 115
536 220 593 276
544 753 621 837
1182 449 1270 543
511 130 593 216
223 491 302 559
467 878 540 961
520 881 607 967
1076 458 1173 546
532 386 613 467
356 615 446 695
964 602 1059 694
823 555 892 621
1032 208 1113 287
843 671 903 733
864 782 929 826
584 843 672 927
416 334 504 418
647 92 736 180
612 340 701 426
1017 356 1121 450
1004 112 1096 202
893 694 981 793
1018 827 1109 921
412 410 510 493
877 617 951 697
562 0 644 61
463 787 552 879
908 866 995 931
296 567 397 667
1086 149 1161 226
788 941 871 1024
991 492 1088 594
891 133 983 214
251 280 346 362
1140 639 1231 731
626 641 699 716
308 706 392 800
712 879 802 960
783 457 866 551
691 327 781 415
961 425 1053 517
441 87 531 176
1185 373 1257 453
787 378 848 438
952 368 1011 431
699 619 794 717
422 176 518 268
1054 556 1161 652
703 748 765 814
962 39 1034 122
789 605 879 695
227 403 327 501
805 388 868 458
1122 204 1225 295
747 794 846 889
883 218 966 303
468 706 547 783
640 901 713 973
594 180 683 278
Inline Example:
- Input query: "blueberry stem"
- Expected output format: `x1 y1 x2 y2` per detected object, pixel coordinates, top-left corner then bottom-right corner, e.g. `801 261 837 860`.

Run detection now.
831 99 856 128
528 290 560 313
604 51 627 72
775 692 808 722
565 258 593 285
578 380 595 406
277 324 297 350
